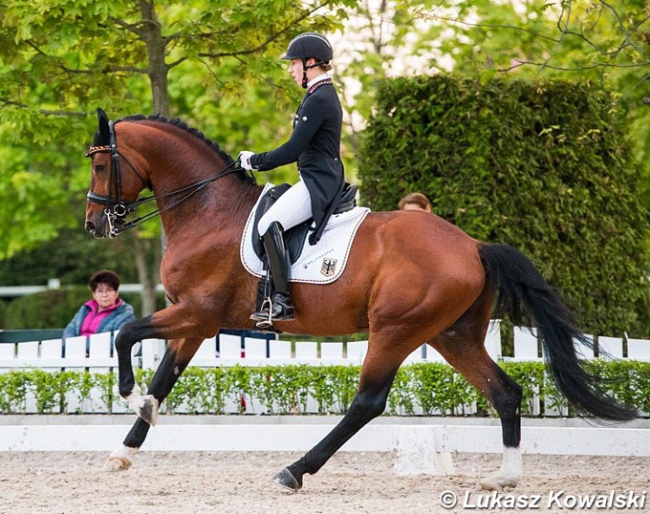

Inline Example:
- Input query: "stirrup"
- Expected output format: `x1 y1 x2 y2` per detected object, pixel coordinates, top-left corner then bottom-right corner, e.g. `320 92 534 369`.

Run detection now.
250 297 274 328
250 295 294 329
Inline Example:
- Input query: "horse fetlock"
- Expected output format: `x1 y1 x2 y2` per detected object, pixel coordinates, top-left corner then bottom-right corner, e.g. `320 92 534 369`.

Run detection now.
481 446 521 490
123 389 159 426
119 383 141 401
121 385 159 425
135 394 159 426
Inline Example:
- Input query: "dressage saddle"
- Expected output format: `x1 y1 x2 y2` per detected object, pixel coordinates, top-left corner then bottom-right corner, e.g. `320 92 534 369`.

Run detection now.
251 183 357 265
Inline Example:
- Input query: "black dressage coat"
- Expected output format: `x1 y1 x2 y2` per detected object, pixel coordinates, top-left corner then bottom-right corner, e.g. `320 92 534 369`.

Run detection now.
250 80 345 244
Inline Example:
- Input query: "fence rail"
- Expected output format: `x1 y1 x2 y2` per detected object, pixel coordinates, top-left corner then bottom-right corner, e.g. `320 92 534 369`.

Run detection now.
2 321 649 370
1 322 648 415
0 320 503 370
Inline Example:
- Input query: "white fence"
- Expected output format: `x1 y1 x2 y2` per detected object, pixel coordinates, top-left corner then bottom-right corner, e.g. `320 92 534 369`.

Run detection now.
510 326 650 361
0 320 503 371
2 321 650 371
1 321 649 415
1 324 648 465
2 423 649 466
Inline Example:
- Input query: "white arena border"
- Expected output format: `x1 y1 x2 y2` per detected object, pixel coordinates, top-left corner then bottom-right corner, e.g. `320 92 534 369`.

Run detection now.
0 417 648 475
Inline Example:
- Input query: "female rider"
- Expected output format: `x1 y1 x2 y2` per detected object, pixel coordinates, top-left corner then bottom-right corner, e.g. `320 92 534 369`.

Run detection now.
239 32 345 328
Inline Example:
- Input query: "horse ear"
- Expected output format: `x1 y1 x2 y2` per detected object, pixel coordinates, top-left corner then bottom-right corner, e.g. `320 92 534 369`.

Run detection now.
95 108 111 146
97 108 110 135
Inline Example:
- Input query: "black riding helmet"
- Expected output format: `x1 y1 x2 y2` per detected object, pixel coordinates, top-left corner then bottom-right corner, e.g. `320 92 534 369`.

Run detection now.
281 32 333 89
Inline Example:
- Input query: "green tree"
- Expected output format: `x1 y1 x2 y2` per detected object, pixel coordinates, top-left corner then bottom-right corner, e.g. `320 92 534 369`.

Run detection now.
337 0 649 207
0 0 355 312
435 0 649 193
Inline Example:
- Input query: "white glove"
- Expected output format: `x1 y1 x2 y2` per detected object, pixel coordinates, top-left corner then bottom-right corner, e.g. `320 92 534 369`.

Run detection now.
238 150 255 171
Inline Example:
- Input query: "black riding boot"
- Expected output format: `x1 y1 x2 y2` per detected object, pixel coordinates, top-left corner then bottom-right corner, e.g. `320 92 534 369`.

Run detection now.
250 222 295 327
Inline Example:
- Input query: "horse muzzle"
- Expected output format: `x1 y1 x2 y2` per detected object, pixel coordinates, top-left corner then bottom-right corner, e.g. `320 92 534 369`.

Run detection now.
85 216 109 239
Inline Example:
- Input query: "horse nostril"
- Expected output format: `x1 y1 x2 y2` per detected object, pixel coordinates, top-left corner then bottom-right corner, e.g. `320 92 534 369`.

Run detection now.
85 220 96 234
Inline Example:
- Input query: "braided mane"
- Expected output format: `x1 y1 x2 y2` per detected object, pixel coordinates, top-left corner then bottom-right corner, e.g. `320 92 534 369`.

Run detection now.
117 114 256 184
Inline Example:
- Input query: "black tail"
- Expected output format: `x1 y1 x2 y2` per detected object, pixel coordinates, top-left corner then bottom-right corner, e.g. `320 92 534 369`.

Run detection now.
479 243 636 421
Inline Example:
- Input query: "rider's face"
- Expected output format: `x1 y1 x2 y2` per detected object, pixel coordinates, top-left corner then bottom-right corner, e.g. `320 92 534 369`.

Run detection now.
288 59 304 86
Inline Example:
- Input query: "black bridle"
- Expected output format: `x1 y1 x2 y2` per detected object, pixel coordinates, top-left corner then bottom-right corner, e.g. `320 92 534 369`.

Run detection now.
85 120 242 238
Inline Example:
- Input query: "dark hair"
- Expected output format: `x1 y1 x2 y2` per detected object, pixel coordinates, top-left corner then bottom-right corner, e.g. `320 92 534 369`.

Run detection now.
398 192 432 211
89 270 120 292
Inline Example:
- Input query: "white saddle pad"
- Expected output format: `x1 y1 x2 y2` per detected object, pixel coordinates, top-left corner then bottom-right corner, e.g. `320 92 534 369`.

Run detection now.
240 183 370 284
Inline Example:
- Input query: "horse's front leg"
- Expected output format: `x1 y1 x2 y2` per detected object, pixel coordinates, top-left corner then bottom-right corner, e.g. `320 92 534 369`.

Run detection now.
107 336 206 471
114 315 159 423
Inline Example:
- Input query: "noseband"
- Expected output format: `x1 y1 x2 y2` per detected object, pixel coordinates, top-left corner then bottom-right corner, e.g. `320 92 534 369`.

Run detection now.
85 120 241 237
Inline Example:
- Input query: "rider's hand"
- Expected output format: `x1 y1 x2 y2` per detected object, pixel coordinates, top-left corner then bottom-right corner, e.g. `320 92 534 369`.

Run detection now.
238 151 255 171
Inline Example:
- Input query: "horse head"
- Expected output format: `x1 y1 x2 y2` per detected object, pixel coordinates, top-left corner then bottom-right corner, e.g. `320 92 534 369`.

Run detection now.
84 108 151 238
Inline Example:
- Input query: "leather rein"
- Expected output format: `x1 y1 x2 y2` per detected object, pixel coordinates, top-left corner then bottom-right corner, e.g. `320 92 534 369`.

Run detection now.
85 120 241 238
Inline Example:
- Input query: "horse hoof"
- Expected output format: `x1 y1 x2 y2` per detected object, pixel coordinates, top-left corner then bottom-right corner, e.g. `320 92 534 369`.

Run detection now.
273 468 302 492
137 395 159 426
106 456 132 472
480 474 519 491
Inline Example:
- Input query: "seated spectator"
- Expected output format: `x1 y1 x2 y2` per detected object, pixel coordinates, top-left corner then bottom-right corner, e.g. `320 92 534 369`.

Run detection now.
398 192 432 213
63 270 135 354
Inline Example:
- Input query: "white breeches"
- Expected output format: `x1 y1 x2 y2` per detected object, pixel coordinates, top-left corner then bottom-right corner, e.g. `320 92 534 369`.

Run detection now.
258 180 313 235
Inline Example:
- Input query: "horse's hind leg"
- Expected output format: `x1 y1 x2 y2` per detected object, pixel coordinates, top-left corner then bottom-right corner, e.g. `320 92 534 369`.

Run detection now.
274 337 408 491
107 336 204 471
432 325 523 490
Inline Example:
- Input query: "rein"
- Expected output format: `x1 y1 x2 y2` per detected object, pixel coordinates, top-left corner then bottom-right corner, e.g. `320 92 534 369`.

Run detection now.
85 121 242 237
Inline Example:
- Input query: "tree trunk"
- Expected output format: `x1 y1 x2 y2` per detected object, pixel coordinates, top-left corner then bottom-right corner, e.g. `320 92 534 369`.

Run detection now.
129 0 170 315
139 0 171 117
126 230 161 317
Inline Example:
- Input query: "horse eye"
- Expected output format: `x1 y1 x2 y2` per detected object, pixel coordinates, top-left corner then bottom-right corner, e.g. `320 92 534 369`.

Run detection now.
95 164 106 173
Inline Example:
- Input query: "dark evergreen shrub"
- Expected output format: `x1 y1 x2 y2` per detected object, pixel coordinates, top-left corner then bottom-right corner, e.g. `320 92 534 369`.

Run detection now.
358 75 650 337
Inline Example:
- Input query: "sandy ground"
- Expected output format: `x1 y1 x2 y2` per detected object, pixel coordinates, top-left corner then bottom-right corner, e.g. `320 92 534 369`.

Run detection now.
0 451 647 514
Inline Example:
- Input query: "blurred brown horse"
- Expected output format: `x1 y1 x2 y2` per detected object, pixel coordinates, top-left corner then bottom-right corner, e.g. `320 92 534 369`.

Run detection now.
84 109 634 491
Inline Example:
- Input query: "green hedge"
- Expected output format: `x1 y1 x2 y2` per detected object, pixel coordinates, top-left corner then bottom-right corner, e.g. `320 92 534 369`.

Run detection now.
0 227 144 286
4 287 89 330
358 75 650 338
0 299 7 329
3 288 167 329
1 361 648 416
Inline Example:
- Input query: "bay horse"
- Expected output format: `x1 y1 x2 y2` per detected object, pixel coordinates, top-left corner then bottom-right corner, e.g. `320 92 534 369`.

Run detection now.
84 109 635 491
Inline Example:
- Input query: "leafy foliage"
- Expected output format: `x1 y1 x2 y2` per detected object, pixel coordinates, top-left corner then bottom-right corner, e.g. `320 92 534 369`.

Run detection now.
358 75 650 337
0 227 144 286
0 300 7 329
339 1 649 209
432 0 650 196
0 361 646 417
5 286 89 330
0 0 356 260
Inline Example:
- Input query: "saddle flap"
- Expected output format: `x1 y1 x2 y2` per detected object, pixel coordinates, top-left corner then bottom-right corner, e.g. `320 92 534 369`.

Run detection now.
251 182 358 265
241 184 370 285
251 184 310 264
